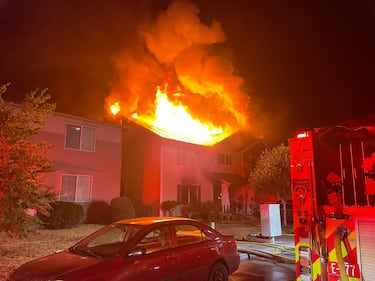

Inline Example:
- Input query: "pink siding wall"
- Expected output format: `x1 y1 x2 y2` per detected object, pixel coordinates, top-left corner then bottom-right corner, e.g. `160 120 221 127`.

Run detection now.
160 140 213 208
38 112 122 203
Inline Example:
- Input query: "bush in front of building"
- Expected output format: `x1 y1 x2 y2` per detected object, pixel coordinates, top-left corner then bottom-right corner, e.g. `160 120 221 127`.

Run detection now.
86 201 112 224
111 197 135 222
189 201 221 221
160 200 178 216
39 201 84 229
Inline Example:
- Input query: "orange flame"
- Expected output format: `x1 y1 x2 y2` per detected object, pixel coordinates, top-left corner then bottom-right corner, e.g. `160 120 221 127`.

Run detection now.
110 86 235 146
106 0 249 146
110 102 121 116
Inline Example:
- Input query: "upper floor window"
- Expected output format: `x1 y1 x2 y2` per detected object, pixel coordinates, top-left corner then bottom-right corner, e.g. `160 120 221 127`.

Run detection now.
177 148 197 165
218 153 232 166
60 174 92 202
65 124 96 152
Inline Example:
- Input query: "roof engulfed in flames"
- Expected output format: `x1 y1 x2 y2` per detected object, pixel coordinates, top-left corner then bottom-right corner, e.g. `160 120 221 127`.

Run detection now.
105 0 250 146
128 85 235 146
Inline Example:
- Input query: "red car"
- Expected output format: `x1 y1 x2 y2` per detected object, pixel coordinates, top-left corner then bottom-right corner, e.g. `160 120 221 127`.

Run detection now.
8 217 240 281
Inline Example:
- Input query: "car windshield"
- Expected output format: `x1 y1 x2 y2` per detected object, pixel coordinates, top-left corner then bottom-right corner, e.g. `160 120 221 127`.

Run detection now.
69 224 143 259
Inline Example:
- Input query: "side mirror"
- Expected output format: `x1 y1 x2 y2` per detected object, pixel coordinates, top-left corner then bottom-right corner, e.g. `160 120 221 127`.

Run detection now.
127 247 146 258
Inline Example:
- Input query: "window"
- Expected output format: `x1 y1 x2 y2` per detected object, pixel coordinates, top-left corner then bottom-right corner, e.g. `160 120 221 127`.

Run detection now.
60 174 92 202
177 148 197 165
177 184 201 204
65 124 96 151
88 225 141 248
218 153 232 166
175 224 207 246
135 226 172 254
73 224 142 259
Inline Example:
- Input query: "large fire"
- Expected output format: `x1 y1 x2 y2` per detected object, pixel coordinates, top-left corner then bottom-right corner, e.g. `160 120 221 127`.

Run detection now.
106 0 250 146
110 85 235 146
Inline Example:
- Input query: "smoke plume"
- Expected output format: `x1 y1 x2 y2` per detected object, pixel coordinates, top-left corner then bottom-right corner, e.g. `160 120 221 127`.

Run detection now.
106 0 250 131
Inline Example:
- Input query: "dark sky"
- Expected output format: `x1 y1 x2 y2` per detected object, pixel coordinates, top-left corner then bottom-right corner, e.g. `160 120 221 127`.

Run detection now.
1 0 374 144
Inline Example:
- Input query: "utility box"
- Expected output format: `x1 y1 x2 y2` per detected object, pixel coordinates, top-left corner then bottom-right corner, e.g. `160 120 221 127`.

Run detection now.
260 204 282 238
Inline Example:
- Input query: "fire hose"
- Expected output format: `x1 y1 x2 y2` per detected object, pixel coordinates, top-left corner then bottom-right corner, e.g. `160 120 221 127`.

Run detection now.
334 225 350 281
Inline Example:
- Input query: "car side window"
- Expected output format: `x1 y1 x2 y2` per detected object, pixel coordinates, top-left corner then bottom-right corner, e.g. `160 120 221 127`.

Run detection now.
175 224 207 246
135 226 172 254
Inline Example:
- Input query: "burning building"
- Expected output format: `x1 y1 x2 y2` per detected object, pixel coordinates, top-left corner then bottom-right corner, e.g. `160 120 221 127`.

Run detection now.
120 120 263 217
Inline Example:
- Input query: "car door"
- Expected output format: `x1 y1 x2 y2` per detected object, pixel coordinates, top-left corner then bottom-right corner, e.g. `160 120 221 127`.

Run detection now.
125 225 179 281
172 223 219 281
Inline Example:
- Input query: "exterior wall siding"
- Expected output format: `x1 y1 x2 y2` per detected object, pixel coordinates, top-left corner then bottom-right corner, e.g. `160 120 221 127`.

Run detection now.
160 141 213 209
38 112 122 203
122 123 262 217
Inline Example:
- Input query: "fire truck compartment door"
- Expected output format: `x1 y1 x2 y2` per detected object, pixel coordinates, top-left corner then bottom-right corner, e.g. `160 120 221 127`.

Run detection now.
358 219 375 280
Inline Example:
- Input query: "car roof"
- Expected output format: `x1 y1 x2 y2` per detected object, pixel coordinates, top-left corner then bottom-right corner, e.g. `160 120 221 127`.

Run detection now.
115 216 201 226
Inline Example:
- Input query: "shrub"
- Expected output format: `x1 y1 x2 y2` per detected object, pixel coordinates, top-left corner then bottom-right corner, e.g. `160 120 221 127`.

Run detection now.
39 201 83 229
160 200 178 216
110 197 135 222
86 201 111 224
189 201 221 221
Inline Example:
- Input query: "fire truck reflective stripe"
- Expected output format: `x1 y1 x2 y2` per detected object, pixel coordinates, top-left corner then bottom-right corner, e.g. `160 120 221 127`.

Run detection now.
312 257 320 281
358 219 375 280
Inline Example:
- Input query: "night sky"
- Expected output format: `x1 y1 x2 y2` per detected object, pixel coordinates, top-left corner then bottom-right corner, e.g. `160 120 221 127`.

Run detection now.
1 0 374 145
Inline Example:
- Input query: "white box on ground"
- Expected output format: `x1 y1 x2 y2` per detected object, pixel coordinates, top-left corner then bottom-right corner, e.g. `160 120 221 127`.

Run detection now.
260 204 282 237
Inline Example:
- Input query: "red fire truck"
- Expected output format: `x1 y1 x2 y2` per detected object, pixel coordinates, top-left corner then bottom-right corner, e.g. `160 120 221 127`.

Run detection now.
289 120 375 281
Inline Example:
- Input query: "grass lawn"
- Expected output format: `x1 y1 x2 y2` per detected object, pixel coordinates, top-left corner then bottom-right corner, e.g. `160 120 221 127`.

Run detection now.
0 224 102 280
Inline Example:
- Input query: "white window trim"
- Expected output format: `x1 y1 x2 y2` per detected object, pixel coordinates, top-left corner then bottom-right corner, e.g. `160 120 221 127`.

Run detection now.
59 174 93 202
64 123 96 152
218 153 232 166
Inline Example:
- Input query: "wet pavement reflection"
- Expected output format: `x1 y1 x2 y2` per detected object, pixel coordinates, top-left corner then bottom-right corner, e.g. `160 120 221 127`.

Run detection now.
230 254 295 281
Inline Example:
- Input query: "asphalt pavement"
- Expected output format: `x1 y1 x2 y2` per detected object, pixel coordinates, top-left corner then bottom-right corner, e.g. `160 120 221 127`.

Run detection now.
213 219 296 264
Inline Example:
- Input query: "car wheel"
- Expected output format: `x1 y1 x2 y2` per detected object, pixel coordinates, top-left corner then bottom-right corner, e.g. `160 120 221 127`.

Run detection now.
208 262 228 281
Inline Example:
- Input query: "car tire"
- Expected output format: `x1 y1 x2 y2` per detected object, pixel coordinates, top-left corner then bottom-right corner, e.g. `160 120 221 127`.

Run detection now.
208 262 228 281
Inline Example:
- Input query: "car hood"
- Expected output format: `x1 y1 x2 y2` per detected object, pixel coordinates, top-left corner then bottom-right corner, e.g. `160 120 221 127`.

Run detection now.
9 250 101 281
